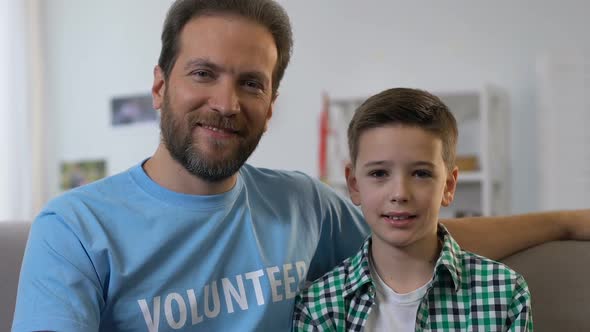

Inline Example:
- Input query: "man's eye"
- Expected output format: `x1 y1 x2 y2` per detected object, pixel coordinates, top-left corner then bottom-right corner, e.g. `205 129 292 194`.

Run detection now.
242 80 263 91
191 70 212 78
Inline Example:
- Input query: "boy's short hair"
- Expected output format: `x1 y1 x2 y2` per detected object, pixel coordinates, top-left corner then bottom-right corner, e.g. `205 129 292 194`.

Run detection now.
347 88 458 172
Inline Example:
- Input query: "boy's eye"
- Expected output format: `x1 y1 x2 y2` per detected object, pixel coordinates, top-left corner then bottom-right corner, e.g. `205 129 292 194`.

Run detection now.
413 169 433 178
369 170 388 178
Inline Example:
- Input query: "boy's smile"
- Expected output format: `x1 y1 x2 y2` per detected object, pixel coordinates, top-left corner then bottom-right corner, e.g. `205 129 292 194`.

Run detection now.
381 211 418 228
346 124 458 254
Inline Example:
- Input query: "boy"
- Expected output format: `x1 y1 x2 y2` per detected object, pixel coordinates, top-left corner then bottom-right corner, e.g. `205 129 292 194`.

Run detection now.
293 88 532 331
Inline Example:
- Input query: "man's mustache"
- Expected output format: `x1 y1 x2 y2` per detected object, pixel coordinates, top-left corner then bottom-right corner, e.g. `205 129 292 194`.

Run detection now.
188 112 247 136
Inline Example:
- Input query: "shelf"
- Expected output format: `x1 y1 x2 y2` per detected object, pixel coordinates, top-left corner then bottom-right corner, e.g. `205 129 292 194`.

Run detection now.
457 171 484 183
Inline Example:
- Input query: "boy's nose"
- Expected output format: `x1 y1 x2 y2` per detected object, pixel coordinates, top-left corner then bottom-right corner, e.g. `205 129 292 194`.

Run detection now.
390 193 409 203
209 81 240 116
389 178 410 203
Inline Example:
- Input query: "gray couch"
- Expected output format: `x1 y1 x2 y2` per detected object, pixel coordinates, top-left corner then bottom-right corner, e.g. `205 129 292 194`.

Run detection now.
502 240 590 330
1 222 30 332
1 221 589 331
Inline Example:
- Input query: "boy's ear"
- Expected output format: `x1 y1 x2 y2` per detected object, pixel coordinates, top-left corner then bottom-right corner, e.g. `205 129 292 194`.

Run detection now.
345 163 361 206
441 166 459 207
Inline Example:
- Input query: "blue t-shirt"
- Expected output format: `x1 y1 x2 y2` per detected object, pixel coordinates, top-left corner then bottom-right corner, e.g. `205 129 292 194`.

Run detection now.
13 162 368 332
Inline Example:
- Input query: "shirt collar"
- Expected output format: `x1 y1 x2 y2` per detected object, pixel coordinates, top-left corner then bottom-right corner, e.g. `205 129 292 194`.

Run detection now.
342 236 373 298
434 224 463 293
342 224 464 298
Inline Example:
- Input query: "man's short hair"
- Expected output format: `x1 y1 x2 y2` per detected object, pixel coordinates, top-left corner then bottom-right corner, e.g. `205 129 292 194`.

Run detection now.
158 0 293 96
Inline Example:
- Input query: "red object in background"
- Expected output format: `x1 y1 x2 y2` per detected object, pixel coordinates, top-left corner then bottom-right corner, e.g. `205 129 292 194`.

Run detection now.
318 93 330 182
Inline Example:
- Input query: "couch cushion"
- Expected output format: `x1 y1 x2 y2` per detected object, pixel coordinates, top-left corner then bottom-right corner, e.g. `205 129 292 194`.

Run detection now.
501 241 590 332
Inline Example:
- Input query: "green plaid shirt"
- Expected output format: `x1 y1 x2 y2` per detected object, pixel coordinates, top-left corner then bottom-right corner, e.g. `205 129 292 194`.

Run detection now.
293 226 532 331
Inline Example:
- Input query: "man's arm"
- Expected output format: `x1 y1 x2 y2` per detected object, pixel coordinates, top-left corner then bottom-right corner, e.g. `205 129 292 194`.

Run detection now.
12 213 102 332
441 209 590 260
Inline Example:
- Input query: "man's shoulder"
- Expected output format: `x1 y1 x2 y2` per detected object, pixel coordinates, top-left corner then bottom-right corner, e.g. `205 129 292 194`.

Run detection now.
240 163 317 185
46 167 134 211
239 164 344 199
38 166 141 230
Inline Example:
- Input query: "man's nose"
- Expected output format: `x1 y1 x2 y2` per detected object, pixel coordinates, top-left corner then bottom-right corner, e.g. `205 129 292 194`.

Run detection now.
209 80 240 116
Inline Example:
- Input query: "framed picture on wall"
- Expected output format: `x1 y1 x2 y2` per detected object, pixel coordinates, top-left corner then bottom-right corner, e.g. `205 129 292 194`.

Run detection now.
60 159 107 190
111 94 158 126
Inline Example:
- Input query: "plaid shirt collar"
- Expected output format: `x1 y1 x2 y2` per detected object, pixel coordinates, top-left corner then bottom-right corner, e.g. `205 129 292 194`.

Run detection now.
341 224 462 298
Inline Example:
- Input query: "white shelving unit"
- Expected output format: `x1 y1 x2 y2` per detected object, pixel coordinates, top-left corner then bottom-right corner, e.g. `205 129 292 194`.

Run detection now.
324 86 511 217
536 54 590 210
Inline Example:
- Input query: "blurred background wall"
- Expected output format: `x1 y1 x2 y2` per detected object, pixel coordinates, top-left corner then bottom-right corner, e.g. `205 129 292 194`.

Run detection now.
0 0 32 221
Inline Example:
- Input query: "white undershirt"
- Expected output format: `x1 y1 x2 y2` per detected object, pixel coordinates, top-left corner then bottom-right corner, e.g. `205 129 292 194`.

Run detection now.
364 255 432 332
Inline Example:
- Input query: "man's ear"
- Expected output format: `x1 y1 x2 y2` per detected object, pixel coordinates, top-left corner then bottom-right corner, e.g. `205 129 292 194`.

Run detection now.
441 166 459 207
152 65 166 110
345 162 361 206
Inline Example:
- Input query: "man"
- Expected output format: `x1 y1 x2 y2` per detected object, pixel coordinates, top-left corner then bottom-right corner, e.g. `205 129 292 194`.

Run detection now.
12 0 590 331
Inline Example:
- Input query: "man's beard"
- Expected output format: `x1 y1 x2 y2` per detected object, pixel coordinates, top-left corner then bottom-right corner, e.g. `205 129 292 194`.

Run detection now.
160 96 265 182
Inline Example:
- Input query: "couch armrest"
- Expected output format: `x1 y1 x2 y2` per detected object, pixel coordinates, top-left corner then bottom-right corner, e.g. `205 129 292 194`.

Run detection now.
0 221 32 332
